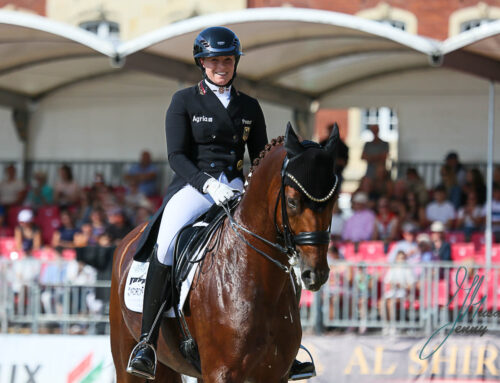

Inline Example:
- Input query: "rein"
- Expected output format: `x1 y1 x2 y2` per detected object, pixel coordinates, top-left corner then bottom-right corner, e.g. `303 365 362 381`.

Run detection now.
222 155 338 274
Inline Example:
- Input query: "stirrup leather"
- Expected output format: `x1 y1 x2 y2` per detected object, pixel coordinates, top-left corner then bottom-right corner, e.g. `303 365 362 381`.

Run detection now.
289 345 317 381
126 340 158 380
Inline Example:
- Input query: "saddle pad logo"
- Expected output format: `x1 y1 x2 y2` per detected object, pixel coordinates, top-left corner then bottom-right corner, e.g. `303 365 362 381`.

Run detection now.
124 260 149 313
193 115 213 123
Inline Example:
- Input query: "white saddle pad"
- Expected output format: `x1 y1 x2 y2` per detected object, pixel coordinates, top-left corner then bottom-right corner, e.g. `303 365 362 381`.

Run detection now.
124 239 209 317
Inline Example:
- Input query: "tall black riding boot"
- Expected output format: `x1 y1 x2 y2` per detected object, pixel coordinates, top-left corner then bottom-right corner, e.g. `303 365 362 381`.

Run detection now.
127 249 171 380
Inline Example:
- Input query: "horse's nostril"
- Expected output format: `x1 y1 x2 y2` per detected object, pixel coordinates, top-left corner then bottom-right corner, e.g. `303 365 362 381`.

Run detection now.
301 269 312 281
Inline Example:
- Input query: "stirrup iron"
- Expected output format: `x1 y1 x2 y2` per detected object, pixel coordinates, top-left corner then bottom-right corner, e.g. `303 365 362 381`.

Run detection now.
126 340 158 380
289 345 316 381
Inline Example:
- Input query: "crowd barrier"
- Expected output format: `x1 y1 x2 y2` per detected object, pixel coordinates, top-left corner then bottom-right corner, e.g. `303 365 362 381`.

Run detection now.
1 259 499 336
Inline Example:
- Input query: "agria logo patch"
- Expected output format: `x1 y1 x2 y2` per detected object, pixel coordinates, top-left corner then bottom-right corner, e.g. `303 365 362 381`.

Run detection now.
193 115 213 123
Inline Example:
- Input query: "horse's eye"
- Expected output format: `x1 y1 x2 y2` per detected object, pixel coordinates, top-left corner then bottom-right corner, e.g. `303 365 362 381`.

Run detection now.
287 198 297 210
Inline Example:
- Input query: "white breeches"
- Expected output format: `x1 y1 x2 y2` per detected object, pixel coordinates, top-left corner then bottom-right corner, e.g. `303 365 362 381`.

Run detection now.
156 173 243 265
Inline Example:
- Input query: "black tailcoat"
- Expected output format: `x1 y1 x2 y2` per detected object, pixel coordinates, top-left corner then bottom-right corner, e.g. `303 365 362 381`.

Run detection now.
133 81 268 261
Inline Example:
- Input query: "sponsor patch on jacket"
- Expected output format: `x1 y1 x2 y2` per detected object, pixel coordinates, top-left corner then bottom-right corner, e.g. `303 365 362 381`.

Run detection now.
193 115 213 123
242 118 253 125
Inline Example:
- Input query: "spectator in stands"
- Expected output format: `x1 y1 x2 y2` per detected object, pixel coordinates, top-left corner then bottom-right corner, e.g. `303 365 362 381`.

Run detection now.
444 151 466 187
425 185 455 229
125 150 159 197
380 250 415 334
463 168 487 206
391 178 408 206
0 164 26 207
371 165 394 201
134 199 154 226
489 183 500 242
124 179 152 217
430 221 451 262
415 233 438 263
330 203 345 241
456 191 484 240
388 222 419 263
361 124 389 179
105 208 133 245
438 165 463 210
354 176 377 209
74 207 108 247
372 196 399 243
51 209 78 250
0 206 12 237
14 209 41 255
342 192 375 242
54 165 80 207
25 171 53 208
402 191 426 229
405 167 428 205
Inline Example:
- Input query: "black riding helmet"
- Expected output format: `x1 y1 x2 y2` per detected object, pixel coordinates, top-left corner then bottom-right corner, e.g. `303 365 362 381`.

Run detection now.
193 26 243 86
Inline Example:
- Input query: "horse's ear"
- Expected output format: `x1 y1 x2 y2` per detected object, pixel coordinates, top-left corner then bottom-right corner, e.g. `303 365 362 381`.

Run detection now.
284 122 304 158
324 122 339 156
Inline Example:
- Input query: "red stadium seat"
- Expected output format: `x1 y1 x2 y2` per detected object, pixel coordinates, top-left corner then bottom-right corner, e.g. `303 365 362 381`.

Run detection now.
451 242 475 262
0 237 16 257
358 241 386 261
471 232 486 250
474 245 500 264
35 206 61 245
445 231 465 244
6 205 26 230
339 243 359 261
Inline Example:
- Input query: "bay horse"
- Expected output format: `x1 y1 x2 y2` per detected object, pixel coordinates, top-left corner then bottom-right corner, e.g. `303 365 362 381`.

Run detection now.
110 124 339 382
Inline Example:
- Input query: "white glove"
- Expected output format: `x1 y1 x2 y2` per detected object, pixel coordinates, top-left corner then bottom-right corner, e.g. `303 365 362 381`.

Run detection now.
203 178 236 206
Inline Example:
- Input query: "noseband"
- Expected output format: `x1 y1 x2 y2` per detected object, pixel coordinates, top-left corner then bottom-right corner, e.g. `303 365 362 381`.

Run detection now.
223 155 338 273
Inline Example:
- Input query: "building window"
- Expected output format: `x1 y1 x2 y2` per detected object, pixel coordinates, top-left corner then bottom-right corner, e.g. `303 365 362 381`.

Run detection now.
360 107 398 141
80 20 120 42
460 19 495 32
379 19 406 31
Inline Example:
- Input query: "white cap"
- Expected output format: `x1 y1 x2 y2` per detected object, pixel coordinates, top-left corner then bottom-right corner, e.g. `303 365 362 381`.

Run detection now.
352 192 368 204
430 221 445 233
18 209 34 223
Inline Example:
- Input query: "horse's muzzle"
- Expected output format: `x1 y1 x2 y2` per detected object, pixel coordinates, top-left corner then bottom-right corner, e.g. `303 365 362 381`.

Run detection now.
301 267 329 291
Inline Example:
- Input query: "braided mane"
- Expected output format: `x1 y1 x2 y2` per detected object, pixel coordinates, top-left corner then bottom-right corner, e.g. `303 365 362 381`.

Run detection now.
244 136 284 191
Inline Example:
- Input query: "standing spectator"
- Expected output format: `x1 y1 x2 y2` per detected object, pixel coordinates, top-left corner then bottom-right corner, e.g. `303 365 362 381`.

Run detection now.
405 168 428 206
371 165 394 200
51 210 78 250
25 171 53 208
444 151 466 187
456 191 484 240
463 168 487 206
342 192 376 242
54 165 80 207
372 196 399 243
438 165 463 210
488 183 500 242
125 150 159 197
430 221 451 262
354 176 377 209
14 209 41 255
425 185 455 229
388 222 419 263
361 124 389 179
0 164 26 207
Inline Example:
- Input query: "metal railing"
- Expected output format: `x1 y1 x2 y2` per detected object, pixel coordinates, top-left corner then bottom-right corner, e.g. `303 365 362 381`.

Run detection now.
2 259 499 336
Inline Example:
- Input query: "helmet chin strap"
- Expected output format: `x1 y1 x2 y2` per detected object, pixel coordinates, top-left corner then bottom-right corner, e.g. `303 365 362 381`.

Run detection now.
203 71 237 88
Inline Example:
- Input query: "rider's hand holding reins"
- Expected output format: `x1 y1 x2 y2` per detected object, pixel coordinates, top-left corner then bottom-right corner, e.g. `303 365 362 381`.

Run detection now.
203 178 236 205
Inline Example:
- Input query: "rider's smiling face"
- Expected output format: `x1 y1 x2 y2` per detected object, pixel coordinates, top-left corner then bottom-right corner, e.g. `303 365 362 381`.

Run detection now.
200 55 235 86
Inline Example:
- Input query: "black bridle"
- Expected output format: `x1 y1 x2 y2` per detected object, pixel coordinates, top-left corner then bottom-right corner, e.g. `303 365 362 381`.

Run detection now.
223 155 337 273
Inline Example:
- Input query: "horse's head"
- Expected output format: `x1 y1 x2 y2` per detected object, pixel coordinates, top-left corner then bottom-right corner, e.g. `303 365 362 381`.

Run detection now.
280 123 339 291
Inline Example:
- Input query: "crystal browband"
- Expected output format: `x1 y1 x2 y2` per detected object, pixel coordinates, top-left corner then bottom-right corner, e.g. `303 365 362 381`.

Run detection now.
286 173 338 203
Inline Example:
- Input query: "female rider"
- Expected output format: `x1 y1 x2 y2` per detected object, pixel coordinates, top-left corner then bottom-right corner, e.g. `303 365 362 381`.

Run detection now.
128 26 312 381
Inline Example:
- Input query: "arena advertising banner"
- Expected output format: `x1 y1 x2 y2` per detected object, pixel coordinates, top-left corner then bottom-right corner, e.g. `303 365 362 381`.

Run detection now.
303 334 500 382
0 335 114 383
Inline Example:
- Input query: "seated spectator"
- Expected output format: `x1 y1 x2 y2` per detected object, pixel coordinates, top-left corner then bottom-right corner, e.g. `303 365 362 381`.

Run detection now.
438 165 463 210
402 191 426 229
430 221 451 262
372 196 399 243
372 164 394 201
105 208 133 245
405 167 428 206
0 206 12 237
74 208 108 247
0 164 26 207
388 222 419 263
354 176 377 209
444 151 466 187
14 209 41 255
124 179 152 216
463 168 487 206
342 192 375 242
380 250 416 333
415 233 438 263
124 150 159 197
425 185 455 229
52 210 78 250
456 191 484 240
25 171 53 208
134 199 154 225
330 203 345 241
54 165 80 207
391 178 408 206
